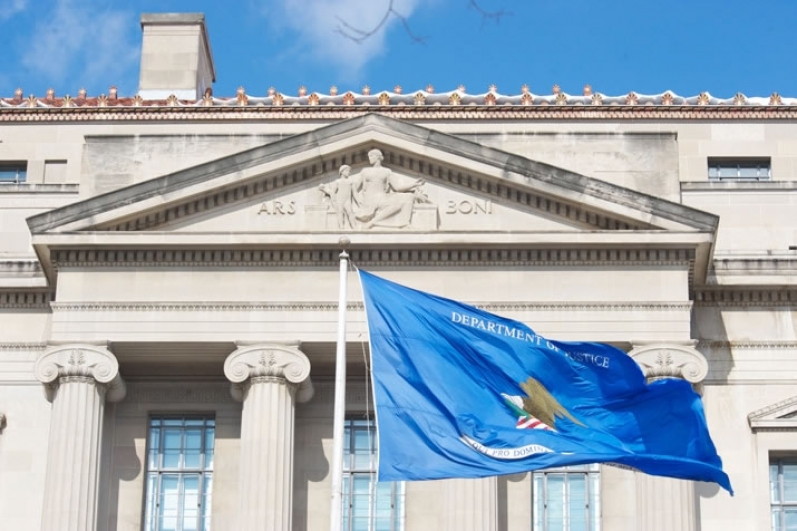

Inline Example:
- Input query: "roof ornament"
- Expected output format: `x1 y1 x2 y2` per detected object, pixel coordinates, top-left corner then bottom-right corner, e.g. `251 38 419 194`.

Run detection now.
625 91 639 106
393 85 403 94
329 86 339 96
414 91 426 106
97 94 108 107
449 92 461 105
267 86 276 96
458 84 466 92
77 88 87 100
308 92 320 106
62 95 74 108
552 84 561 94
425 84 434 94
236 87 248 106
298 86 307 97
109 86 118 100
484 92 497 106
697 92 710 106
362 85 371 95
166 94 179 107
272 92 284 106
45 88 55 101
14 87 23 100
377 92 390 106
733 92 746 106
591 93 603 106
583 84 592 96
26 94 37 108
342 91 356 106
489 84 498 93
769 92 782 106
133 95 144 107
555 92 568 105
661 92 674 105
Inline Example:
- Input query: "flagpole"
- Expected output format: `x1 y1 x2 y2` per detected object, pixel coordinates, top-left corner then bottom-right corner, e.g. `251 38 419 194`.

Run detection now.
330 239 350 531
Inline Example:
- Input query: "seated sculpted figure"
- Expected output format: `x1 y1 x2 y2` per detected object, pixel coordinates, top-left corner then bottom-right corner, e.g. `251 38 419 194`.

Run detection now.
354 148 425 229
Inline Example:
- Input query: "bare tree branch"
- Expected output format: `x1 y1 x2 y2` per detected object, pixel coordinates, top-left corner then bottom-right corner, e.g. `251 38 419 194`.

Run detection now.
467 0 512 26
335 0 427 44
335 0 511 44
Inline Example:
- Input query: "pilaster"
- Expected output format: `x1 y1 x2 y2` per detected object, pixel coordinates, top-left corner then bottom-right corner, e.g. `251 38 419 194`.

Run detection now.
34 344 126 531
224 343 313 531
442 477 498 531
627 342 708 531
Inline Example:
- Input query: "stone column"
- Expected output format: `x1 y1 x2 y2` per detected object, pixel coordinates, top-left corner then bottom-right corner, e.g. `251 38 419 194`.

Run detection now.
224 343 313 531
34 344 126 531
442 477 498 531
628 342 709 531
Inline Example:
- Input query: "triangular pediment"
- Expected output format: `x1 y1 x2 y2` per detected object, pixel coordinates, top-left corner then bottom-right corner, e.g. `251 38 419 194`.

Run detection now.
748 396 797 431
28 114 717 239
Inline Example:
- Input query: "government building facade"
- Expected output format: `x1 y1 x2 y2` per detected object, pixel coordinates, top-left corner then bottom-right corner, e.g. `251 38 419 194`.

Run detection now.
1 12 796 531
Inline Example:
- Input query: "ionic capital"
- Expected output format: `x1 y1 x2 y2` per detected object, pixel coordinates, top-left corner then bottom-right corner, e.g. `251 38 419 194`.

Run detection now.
224 344 313 402
628 342 709 384
34 344 126 402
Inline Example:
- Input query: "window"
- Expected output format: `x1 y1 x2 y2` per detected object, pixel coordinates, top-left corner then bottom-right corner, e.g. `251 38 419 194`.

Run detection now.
0 162 27 184
533 464 600 531
342 418 405 531
143 416 215 531
708 158 771 181
770 458 797 531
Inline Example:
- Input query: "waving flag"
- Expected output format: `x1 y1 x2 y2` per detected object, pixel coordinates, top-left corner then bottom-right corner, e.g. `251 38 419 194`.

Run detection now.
359 270 732 494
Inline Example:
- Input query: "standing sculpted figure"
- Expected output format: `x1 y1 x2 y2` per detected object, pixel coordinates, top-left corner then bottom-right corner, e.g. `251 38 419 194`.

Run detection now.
319 164 360 229
354 148 426 229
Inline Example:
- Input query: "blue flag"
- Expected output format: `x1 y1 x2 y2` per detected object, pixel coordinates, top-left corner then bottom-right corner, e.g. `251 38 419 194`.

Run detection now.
359 270 732 494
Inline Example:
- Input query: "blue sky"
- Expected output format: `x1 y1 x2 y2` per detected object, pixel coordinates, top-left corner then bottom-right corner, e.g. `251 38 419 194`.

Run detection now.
1 0 796 99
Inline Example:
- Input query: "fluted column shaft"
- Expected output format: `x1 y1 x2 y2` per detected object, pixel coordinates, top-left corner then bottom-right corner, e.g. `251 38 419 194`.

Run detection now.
628 343 707 531
442 477 498 531
224 343 313 531
34 345 126 531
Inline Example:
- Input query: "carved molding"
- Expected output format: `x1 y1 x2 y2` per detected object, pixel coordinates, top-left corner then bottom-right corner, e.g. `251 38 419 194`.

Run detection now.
697 340 797 349
34 345 126 402
50 248 694 268
0 342 48 351
49 300 692 313
628 343 709 384
224 344 313 403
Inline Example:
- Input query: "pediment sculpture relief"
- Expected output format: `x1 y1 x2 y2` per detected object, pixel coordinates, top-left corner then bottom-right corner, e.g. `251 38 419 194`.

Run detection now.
316 149 437 230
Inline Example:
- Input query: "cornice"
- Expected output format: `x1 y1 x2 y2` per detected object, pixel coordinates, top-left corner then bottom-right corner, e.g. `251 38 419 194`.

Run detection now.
49 247 694 269
49 300 692 313
2 90 797 123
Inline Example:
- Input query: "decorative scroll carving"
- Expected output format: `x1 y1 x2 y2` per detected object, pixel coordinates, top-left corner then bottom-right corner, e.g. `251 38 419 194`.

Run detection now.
224 343 313 402
316 149 434 230
34 344 126 402
628 343 709 384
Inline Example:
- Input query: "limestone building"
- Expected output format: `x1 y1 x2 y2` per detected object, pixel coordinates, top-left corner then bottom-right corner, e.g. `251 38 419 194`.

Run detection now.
1 12 796 531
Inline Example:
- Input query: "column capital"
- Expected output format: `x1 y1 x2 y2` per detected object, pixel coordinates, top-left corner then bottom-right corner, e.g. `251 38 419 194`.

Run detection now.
224 344 313 402
34 344 126 402
628 342 708 384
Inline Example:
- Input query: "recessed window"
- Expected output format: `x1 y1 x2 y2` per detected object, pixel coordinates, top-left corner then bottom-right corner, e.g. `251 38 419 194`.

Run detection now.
342 418 405 531
0 162 27 184
533 463 600 531
708 158 771 181
143 416 215 531
770 457 797 531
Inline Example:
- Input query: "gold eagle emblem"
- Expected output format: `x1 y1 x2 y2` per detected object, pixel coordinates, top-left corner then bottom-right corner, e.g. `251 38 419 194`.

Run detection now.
519 377 585 429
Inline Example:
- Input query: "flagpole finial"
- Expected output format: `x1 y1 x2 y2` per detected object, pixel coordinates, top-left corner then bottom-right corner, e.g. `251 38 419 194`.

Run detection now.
338 237 351 250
